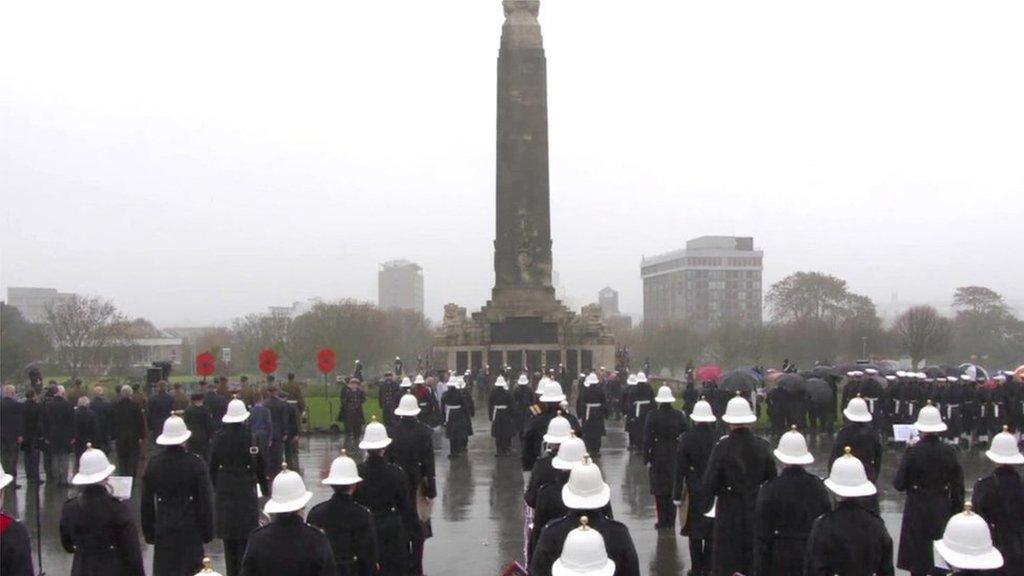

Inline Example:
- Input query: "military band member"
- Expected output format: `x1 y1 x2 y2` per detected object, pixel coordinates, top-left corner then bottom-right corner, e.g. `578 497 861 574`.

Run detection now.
389 395 437 576
488 376 516 456
577 373 608 455
673 398 717 576
0 462 33 576
971 426 1024 575
308 450 379 576
441 376 474 457
643 385 687 530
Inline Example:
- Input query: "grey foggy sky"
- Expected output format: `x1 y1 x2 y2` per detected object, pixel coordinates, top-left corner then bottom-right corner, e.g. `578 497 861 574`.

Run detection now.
2 0 1023 327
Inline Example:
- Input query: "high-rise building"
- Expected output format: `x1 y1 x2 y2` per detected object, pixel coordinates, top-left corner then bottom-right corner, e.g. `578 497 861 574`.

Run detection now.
6 286 76 323
641 236 763 331
378 260 424 314
598 287 620 317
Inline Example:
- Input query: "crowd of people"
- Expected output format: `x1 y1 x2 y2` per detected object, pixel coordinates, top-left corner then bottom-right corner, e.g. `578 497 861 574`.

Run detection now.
1 362 1023 576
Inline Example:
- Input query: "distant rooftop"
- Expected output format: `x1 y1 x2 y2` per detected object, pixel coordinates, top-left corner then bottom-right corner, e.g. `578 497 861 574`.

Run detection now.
642 236 761 269
380 259 422 271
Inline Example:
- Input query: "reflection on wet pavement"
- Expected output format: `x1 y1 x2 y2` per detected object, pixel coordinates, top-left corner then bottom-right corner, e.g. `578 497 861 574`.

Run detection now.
1 416 1002 576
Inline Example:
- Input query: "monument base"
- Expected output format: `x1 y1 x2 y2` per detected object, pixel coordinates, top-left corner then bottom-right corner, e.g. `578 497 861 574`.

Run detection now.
433 296 616 375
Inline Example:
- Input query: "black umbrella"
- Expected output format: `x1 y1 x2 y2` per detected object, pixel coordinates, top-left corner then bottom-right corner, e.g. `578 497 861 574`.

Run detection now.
923 366 947 379
834 362 878 376
805 377 834 406
777 373 807 393
811 365 839 380
721 370 758 393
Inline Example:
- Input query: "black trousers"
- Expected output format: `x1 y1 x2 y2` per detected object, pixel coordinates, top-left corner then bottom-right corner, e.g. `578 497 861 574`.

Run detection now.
583 432 602 455
654 495 676 528
22 443 40 482
223 538 247 576
116 441 141 478
689 535 712 576
495 435 512 455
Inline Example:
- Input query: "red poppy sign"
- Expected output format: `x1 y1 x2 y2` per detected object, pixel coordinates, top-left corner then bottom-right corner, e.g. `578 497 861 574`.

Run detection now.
196 351 217 377
258 348 279 375
317 348 336 374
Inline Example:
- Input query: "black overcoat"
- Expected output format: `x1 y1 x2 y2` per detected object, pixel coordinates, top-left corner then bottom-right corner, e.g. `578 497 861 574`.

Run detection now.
643 404 687 496
530 509 640 576
892 434 964 574
673 423 717 538
702 427 777 576
141 446 214 576
488 387 516 439
803 499 894 576
60 485 145 576
972 466 1024 575
239 514 335 576
753 466 831 576
829 422 883 483
307 492 379 576
208 423 268 539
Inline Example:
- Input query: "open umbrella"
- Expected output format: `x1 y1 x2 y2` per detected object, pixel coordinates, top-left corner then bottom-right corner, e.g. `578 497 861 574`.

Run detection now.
805 377 834 407
721 370 758 393
696 364 723 383
834 362 878 376
959 363 990 381
923 366 947 379
777 373 806 393
811 365 839 379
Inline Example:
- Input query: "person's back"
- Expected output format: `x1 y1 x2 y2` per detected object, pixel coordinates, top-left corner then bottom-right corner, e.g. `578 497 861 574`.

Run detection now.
356 453 416 576
141 445 213 576
307 492 378 576
240 514 334 576
754 466 831 576
830 421 882 482
530 509 640 576
61 484 145 576
148 391 173 435
804 499 894 576
972 466 1024 574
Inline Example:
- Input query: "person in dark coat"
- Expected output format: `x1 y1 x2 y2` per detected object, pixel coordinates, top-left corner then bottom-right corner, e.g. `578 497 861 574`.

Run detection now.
20 389 42 484
805 448 894 576
702 394 777 576
893 401 964 576
204 380 229 432
512 374 534 437
1 463 34 576
673 398 717 576
529 462 572 561
337 379 366 440
378 374 401 428
111 386 147 478
522 382 582 472
209 399 268 576
830 395 883 511
141 415 214 576
766 385 789 439
241 468 335 576
147 382 174 438
60 446 145 576
43 385 75 486
355 421 418 576
525 415 573 511
308 451 379 576
625 374 654 452
971 426 1024 575
577 374 608 455
184 393 215 461
531 455 638 576
89 387 113 453
263 385 297 475
72 397 101 463
643 386 687 530
754 426 831 576
441 378 474 456
388 395 437 576
412 377 440 428
488 378 516 456
0 386 23 488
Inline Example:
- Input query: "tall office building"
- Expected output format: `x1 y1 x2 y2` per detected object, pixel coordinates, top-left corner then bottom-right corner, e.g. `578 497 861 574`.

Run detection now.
378 260 424 314
641 236 763 331
6 287 76 323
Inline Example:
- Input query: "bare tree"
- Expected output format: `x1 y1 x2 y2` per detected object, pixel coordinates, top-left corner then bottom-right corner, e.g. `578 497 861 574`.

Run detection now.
893 305 952 368
44 295 124 380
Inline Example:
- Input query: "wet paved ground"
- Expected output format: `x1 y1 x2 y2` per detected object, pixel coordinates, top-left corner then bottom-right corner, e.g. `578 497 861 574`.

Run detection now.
2 415 1001 576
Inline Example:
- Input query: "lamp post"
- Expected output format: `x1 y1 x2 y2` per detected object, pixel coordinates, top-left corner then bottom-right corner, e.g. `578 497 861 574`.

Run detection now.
861 336 868 360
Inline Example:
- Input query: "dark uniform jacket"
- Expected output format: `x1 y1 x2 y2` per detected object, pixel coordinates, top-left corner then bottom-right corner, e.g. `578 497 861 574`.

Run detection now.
141 446 214 576
530 509 640 576
355 453 418 576
90 396 113 446
73 407 101 450
529 470 570 560
388 416 438 499
412 385 440 428
377 378 401 427
111 398 146 446
208 423 268 539
522 409 582 472
829 422 883 482
60 485 145 576
804 499 894 576
892 434 964 575
147 392 174 436
643 404 688 496
441 387 474 439
183 404 215 458
754 466 831 576
488 387 516 439
307 492 379 576
625 383 655 436
513 384 535 433
43 396 75 450
577 384 608 437
972 466 1024 575
673 423 717 538
264 395 296 443
525 452 557 509
240 514 335 576
1 512 34 576
702 427 777 576
204 391 228 429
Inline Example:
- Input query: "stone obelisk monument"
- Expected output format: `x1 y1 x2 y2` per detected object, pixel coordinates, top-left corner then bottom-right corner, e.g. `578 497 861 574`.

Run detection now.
435 0 614 375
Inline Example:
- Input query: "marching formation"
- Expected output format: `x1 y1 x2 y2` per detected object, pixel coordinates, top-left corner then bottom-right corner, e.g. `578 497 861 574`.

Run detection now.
1 362 1023 576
